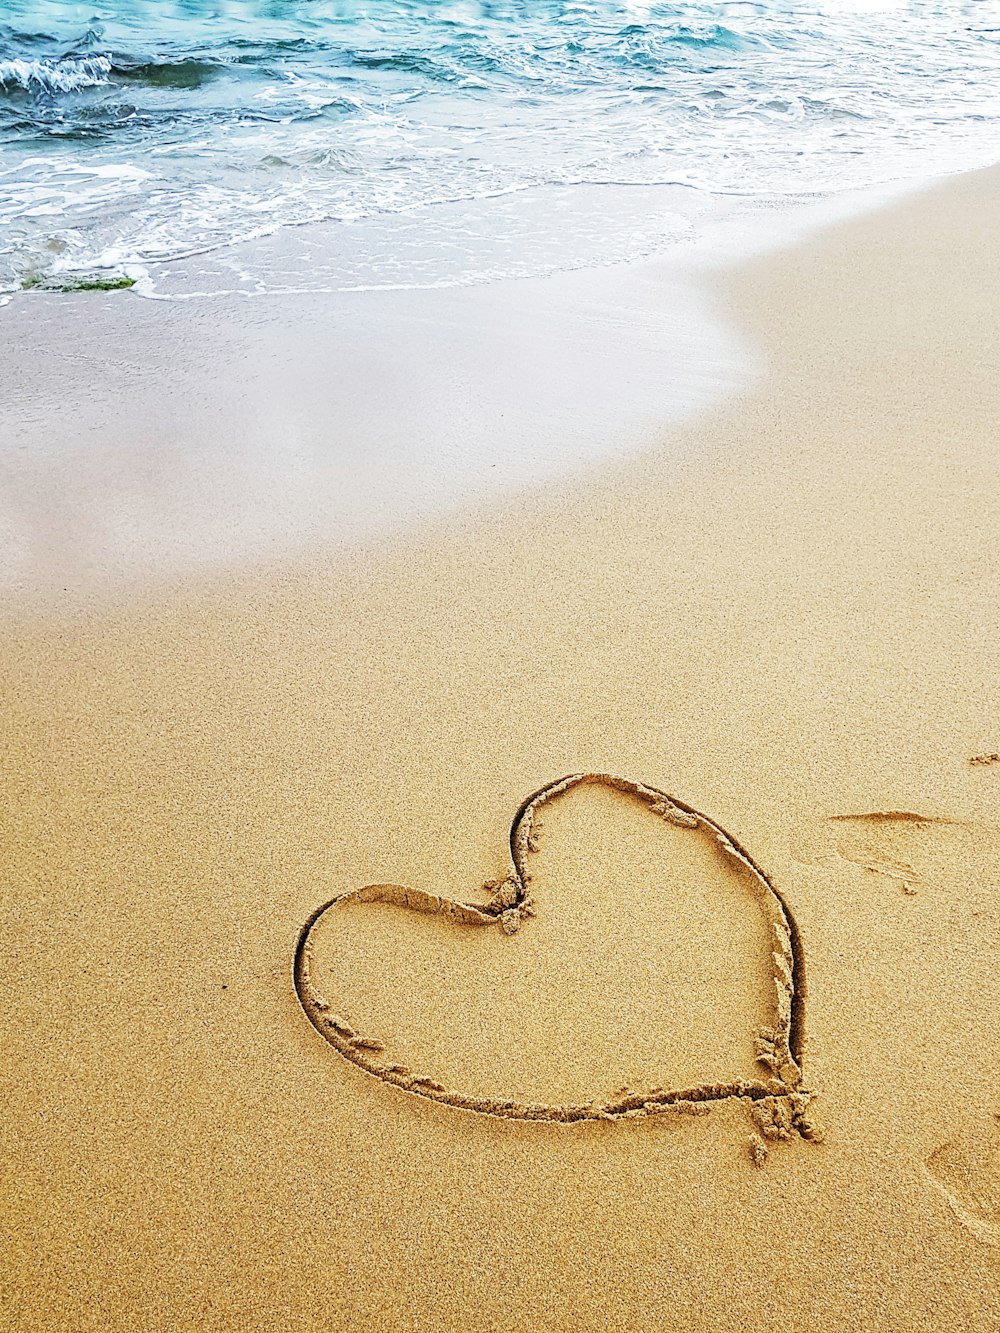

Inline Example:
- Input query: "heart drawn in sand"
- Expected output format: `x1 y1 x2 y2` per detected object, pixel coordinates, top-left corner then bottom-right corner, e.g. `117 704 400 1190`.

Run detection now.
294 774 821 1160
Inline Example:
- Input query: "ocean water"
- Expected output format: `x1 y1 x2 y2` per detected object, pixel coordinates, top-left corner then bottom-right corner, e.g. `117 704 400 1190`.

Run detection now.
3 1 1000 297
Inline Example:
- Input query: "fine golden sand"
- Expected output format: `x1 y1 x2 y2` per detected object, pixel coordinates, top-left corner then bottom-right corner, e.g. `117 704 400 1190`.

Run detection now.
3 167 1000 1331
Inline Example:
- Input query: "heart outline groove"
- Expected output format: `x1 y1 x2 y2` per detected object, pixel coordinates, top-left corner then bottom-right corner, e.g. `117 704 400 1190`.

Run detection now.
294 773 822 1159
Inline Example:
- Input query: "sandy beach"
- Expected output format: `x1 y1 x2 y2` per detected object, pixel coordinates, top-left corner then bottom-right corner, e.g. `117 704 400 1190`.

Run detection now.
2 165 999 1331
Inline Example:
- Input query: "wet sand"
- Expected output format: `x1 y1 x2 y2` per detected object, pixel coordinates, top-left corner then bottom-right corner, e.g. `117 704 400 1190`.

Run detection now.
2 167 999 1331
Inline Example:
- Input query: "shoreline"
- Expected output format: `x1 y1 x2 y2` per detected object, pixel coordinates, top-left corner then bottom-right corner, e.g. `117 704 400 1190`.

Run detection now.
3 164 999 1330
0 161 981 307
0 210 753 614
0 168 955 620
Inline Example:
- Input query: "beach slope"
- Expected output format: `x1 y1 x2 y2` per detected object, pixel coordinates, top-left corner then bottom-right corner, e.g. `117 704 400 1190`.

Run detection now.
2 168 999 1331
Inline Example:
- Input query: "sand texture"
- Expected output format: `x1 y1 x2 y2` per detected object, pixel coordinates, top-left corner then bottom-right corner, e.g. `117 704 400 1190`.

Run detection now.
3 168 1000 1331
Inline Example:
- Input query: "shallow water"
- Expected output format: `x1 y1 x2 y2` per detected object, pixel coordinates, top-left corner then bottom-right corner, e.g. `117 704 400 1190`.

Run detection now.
3 1 1000 295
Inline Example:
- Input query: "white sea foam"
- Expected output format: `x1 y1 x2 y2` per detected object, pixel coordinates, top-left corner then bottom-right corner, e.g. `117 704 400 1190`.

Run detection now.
0 56 111 95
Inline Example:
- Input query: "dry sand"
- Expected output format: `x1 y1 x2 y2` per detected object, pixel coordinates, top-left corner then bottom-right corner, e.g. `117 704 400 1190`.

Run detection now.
3 166 1000 1331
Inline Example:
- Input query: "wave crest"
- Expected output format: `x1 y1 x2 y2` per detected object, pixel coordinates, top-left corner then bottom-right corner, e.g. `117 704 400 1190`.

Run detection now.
0 55 111 96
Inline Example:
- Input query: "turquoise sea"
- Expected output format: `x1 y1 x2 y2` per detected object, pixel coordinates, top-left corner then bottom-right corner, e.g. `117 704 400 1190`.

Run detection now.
3 1 1000 296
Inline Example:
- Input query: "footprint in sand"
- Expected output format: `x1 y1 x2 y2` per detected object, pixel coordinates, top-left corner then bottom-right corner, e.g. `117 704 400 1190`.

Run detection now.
791 810 972 896
925 1115 1000 1243
294 773 823 1163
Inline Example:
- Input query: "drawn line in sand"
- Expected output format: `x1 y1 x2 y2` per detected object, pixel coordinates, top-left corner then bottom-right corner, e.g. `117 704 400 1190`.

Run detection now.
294 773 822 1164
